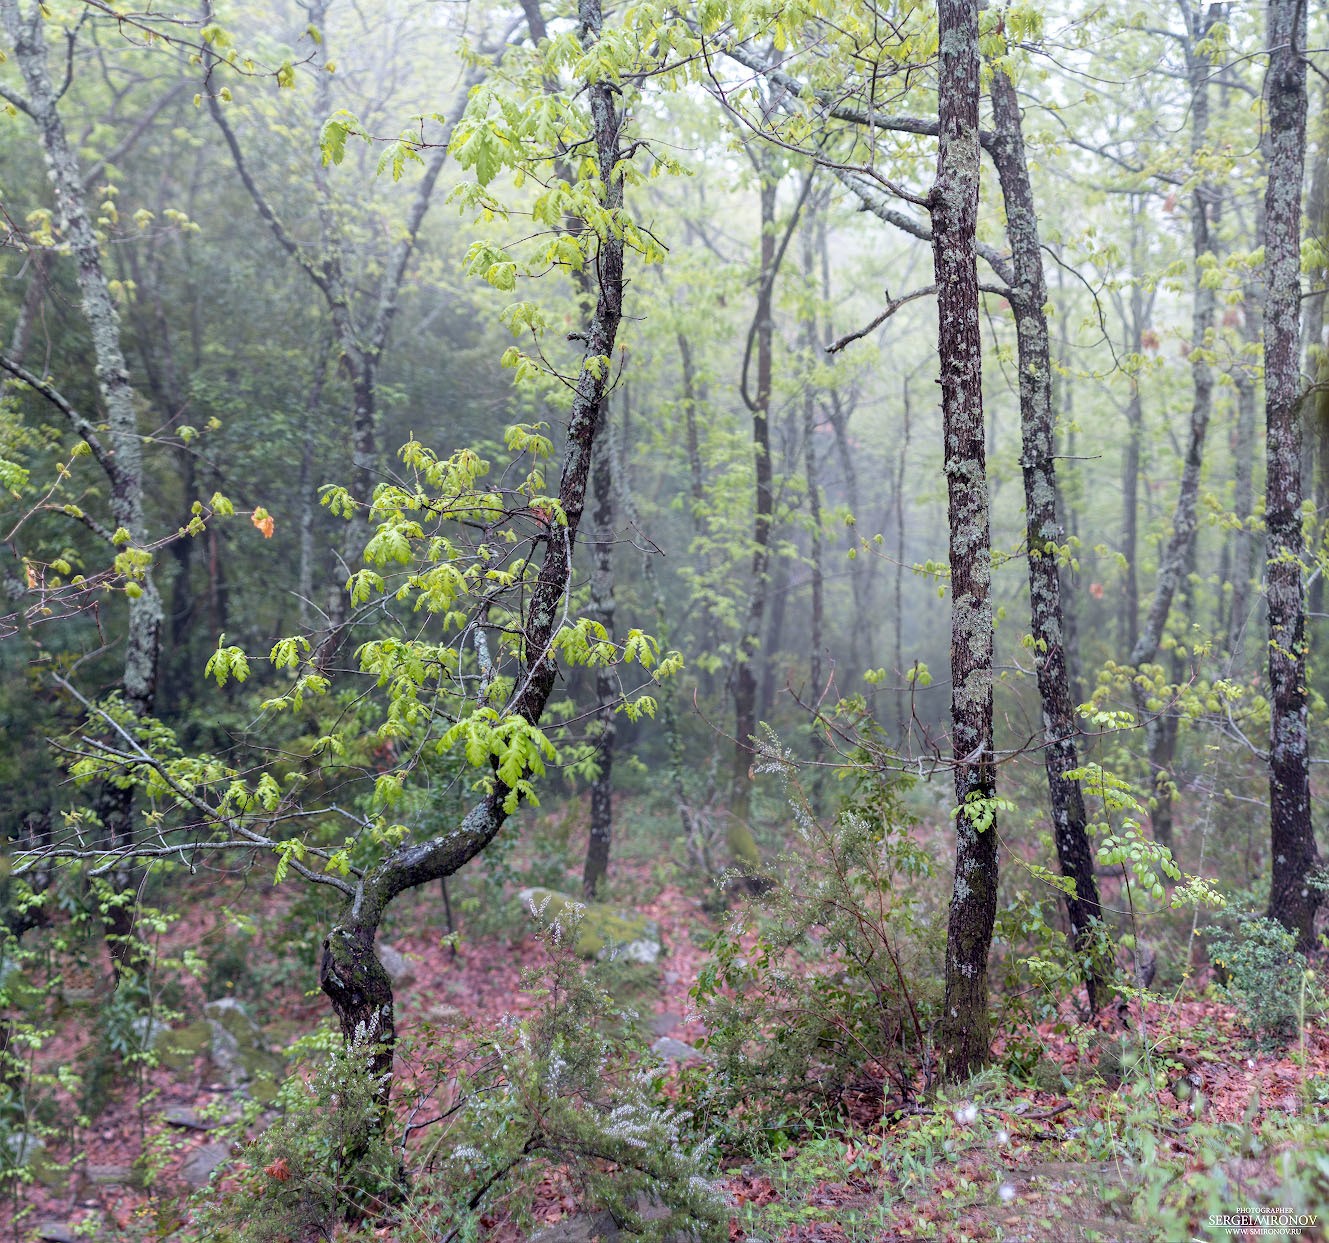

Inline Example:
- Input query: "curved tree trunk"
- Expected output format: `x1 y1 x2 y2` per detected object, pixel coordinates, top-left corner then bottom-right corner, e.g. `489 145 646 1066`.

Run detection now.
320 0 627 1105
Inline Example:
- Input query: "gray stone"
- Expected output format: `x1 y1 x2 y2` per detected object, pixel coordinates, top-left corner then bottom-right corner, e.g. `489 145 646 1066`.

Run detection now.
530 1211 622 1243
650 1036 710 1064
131 1014 169 1050
180 1141 231 1189
203 998 282 1097
4 1130 42 1164
33 1223 78 1243
377 942 416 986
162 1107 218 1132
517 889 663 965
650 1013 682 1037
84 1163 134 1186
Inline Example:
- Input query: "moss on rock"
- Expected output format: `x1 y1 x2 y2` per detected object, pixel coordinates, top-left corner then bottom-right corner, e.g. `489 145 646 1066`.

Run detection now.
517 888 663 964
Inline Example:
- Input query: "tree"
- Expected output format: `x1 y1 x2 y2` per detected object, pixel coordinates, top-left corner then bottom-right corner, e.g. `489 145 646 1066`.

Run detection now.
988 62 1103 1012
0 0 165 976
1263 0 1317 951
931 0 997 1079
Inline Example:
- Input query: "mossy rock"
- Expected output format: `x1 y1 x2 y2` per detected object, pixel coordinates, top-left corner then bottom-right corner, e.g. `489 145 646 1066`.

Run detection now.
517 888 663 964
156 1020 213 1074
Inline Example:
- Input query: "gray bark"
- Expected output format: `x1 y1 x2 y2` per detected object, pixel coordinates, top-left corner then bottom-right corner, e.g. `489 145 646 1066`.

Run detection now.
1263 0 1318 952
933 0 997 1082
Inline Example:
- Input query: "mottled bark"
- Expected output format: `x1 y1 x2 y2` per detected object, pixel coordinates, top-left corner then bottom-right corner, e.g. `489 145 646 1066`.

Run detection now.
320 0 627 1099
1 0 163 978
1304 98 1328 625
989 69 1103 1012
933 0 997 1081
1263 0 1318 952
583 397 616 898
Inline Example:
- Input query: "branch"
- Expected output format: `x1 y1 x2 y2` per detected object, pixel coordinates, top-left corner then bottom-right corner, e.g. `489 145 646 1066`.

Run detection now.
718 37 997 150
83 79 190 188
0 352 116 479
206 93 331 296
44 674 359 896
835 169 1017 287
826 284 936 353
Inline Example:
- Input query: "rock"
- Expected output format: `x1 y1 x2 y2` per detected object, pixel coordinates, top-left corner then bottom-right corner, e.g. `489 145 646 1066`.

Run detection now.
180 1141 231 1190
5 1130 42 1164
203 999 284 1100
131 1014 169 1050
84 1163 135 1187
377 942 416 986
530 1211 623 1243
33 1223 78 1243
517 888 663 965
650 1012 682 1037
162 1107 218 1132
650 1036 709 1064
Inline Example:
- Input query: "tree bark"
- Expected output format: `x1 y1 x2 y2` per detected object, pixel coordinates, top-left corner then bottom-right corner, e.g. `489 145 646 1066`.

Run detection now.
989 68 1103 1013
1263 0 1318 952
932 0 997 1082
1 0 163 979
728 170 779 875
583 395 616 898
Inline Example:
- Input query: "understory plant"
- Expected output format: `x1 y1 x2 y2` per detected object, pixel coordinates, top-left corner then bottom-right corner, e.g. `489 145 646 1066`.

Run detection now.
690 730 943 1148
195 906 727 1242
1206 912 1319 1041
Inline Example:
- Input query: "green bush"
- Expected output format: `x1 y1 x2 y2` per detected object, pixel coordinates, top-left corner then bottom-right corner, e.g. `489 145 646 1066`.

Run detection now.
1207 913 1317 1039
690 740 943 1148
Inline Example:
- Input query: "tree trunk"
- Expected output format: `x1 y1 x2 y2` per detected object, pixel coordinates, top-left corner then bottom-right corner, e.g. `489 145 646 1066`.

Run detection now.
1263 0 1318 952
1 0 163 980
1129 5 1220 849
932 0 997 1082
728 171 778 875
989 68 1103 1013
583 397 616 898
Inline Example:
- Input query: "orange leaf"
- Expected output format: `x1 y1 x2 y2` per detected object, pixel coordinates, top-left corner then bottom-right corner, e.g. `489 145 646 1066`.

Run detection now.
265 1157 291 1181
251 510 275 539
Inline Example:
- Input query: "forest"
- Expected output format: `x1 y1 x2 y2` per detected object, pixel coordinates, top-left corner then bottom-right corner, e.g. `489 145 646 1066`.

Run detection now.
0 0 1327 1238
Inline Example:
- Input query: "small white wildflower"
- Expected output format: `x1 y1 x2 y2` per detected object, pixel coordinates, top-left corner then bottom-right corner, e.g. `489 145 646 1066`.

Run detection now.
953 1102 979 1125
998 1182 1017 1203
1247 1058 1257 1070
995 1128 1010 1146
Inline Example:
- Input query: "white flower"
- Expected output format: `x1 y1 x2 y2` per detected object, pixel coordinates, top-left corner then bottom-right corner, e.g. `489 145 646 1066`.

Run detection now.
995 1128 1010 1146
953 1102 979 1125
998 1182 1017 1203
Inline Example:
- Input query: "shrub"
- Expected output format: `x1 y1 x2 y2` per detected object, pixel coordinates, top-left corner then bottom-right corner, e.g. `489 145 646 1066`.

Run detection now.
1206 913 1316 1039
690 736 943 1147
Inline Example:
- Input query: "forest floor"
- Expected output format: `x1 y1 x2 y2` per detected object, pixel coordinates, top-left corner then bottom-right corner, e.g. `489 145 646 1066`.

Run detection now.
8 834 1329 1243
